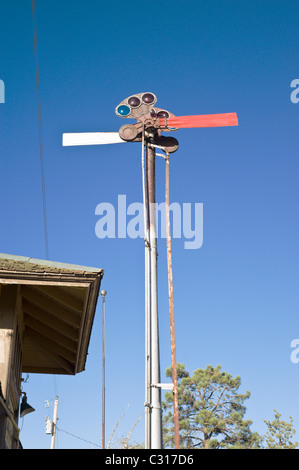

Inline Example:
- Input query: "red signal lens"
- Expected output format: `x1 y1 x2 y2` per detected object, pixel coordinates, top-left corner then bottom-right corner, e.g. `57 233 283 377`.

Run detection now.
142 93 156 104
157 110 169 118
128 96 141 108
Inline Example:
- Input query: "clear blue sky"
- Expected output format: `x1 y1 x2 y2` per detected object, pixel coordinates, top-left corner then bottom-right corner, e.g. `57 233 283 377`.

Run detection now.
0 0 298 448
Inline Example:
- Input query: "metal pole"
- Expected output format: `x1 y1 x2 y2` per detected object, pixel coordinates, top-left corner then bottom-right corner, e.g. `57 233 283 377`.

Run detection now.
145 233 151 449
50 396 58 449
165 155 180 449
144 138 151 450
101 289 107 449
146 139 162 449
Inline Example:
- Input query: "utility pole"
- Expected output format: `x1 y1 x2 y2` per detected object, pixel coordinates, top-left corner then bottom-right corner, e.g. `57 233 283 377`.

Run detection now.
50 396 58 449
101 289 107 449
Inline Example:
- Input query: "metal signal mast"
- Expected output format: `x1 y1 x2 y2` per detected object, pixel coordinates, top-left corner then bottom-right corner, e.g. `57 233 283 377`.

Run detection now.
62 92 238 449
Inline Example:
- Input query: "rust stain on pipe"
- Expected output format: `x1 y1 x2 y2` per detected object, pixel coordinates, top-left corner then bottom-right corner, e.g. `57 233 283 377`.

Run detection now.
165 155 180 449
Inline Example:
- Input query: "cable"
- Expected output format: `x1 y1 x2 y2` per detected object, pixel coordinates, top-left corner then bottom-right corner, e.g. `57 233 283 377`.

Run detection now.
31 0 49 259
57 427 101 448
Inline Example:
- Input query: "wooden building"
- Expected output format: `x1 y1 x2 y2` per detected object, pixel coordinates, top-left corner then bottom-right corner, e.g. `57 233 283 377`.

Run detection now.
0 253 104 448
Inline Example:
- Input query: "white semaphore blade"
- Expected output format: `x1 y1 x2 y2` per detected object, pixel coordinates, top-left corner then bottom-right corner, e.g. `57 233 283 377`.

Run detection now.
62 132 126 146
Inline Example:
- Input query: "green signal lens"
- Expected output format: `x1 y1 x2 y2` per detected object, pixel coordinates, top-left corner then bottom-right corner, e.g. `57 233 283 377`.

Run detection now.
117 105 131 116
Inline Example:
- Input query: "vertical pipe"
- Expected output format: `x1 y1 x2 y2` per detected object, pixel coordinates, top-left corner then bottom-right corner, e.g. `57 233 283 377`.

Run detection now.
165 155 180 449
146 141 162 449
145 233 151 449
143 135 151 450
101 290 107 449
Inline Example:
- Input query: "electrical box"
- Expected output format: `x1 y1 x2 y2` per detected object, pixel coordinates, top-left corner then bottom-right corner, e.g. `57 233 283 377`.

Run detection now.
45 417 53 434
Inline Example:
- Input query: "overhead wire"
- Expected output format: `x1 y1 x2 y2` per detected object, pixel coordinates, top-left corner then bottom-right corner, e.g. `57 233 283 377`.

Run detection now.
56 427 101 448
31 0 49 259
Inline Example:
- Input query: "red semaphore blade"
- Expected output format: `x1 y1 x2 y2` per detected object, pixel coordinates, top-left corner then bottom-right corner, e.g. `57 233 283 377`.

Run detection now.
160 112 238 129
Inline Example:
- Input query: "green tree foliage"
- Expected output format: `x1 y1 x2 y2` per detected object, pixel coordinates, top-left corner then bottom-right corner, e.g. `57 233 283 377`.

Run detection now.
263 410 298 449
163 363 261 449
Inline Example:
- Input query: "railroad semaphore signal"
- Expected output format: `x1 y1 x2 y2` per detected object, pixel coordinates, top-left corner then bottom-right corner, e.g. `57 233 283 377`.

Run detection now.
63 91 237 150
63 92 238 449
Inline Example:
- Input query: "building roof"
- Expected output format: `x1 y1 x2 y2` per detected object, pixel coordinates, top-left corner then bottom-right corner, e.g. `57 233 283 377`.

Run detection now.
0 254 104 375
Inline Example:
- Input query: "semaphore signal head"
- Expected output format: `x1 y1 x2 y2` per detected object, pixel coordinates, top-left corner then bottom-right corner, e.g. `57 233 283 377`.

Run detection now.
115 92 178 151
115 92 175 124
115 92 177 142
115 92 157 119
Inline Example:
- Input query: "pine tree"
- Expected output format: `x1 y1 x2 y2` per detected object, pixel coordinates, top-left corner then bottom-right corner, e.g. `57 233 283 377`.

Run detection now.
163 363 261 449
263 410 298 449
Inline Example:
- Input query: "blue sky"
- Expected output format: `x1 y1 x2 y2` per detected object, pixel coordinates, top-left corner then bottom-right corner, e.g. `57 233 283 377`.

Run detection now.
0 0 298 448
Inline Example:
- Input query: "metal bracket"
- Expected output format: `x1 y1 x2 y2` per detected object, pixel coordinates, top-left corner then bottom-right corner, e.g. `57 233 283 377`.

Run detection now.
152 383 174 391
148 143 168 159
148 135 179 154
144 402 153 409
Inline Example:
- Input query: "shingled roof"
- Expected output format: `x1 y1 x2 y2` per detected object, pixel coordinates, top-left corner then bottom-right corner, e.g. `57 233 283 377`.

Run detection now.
0 254 104 375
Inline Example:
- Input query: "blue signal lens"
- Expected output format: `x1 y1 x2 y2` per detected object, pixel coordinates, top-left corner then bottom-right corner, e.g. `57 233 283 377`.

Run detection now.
117 105 131 116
